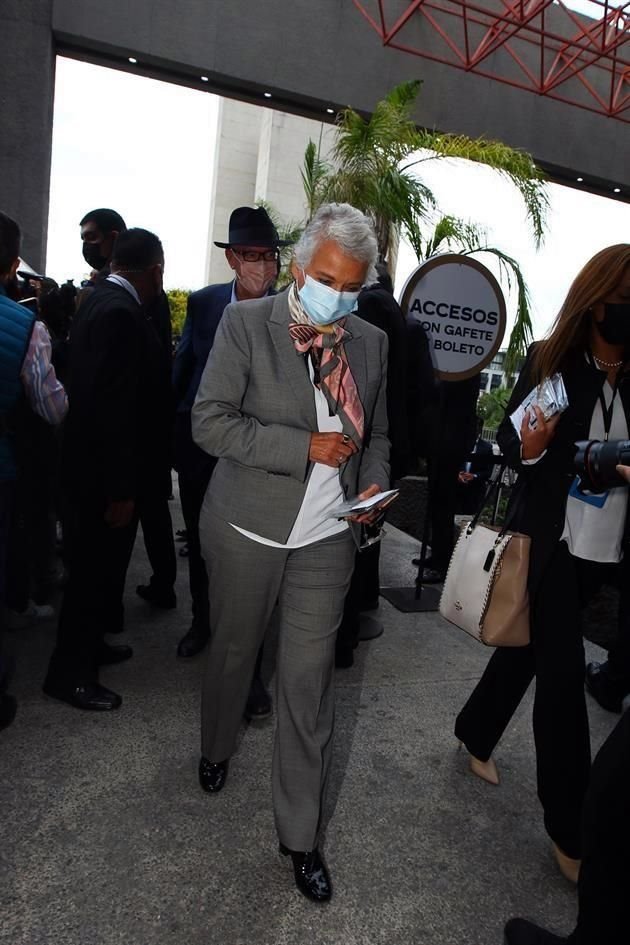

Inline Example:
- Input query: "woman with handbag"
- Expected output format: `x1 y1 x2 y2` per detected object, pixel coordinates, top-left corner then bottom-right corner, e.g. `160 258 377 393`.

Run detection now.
454 244 630 883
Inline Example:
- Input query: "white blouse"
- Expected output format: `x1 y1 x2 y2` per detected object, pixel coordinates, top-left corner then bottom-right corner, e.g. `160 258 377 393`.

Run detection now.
230 358 349 549
561 381 628 563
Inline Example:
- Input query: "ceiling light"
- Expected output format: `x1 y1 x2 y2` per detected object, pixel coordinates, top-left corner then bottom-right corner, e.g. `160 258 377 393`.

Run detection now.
576 177 583 182
614 187 621 193
201 75 209 82
128 57 137 64
264 92 272 98
326 107 335 114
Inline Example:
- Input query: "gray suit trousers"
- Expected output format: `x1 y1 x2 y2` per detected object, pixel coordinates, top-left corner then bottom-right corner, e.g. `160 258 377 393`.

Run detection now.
200 507 355 850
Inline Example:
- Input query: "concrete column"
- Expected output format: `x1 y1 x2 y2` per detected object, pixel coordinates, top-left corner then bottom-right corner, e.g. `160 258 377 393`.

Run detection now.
0 1 55 271
204 98 263 285
205 99 336 286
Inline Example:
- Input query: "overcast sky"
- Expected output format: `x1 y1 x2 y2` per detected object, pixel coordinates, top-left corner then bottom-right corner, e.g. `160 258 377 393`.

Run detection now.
46 56 630 341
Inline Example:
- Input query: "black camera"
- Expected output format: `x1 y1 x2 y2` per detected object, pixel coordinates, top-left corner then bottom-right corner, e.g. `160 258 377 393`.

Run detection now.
574 439 630 492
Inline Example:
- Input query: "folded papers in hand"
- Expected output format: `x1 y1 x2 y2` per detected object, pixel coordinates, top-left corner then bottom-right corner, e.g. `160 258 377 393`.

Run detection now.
329 489 400 520
510 373 568 440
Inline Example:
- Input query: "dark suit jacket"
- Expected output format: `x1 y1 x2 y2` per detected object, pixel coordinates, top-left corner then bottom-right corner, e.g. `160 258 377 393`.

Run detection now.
498 343 630 600
192 291 390 546
357 285 409 480
173 281 277 476
63 282 166 501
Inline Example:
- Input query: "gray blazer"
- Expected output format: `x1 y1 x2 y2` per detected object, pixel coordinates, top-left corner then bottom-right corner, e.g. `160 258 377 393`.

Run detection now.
191 290 390 544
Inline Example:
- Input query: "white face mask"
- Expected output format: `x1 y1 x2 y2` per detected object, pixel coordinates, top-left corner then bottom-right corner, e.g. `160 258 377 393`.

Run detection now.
298 273 360 325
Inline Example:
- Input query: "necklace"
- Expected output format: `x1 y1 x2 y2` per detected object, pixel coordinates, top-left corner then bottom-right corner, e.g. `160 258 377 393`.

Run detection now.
593 354 624 368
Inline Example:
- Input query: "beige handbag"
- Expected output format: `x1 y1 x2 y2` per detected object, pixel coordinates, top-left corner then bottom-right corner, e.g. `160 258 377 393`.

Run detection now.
439 495 531 646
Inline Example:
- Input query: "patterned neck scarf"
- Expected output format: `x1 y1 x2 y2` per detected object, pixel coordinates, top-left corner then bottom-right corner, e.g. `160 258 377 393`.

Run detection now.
287 282 364 446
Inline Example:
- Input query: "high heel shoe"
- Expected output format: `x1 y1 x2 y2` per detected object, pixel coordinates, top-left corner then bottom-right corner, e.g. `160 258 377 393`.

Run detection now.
551 842 580 884
458 740 500 785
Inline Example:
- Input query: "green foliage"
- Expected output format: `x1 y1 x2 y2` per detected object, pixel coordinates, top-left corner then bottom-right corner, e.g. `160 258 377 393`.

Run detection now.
254 199 303 287
166 288 190 338
301 80 548 270
477 387 513 430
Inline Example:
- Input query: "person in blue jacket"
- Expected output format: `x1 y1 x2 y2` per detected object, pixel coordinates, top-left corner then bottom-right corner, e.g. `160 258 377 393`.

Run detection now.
0 211 68 728
172 207 290 719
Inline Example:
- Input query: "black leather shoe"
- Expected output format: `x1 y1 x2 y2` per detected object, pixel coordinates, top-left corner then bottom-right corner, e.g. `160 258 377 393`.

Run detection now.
177 626 209 659
420 567 446 584
279 844 332 902
97 643 133 666
199 757 229 793
0 692 17 731
42 679 122 711
244 676 272 720
504 918 567 944
136 583 177 609
585 661 627 713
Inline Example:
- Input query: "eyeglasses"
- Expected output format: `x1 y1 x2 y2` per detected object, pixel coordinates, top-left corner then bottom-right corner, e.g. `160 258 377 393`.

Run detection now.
233 249 278 263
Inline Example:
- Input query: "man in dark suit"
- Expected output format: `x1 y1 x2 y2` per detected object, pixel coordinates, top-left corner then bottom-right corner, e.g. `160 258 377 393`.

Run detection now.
335 264 412 668
455 420 496 514
79 208 177 610
172 207 289 718
44 229 167 710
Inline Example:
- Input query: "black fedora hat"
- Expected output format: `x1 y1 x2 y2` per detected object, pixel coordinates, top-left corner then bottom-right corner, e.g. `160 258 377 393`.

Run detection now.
214 206 292 249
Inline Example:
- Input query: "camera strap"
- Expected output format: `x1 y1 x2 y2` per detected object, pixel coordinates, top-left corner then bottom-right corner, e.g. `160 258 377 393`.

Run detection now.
588 352 621 441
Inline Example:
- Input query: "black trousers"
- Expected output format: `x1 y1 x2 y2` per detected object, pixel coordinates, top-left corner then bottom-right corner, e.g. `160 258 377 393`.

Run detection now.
138 489 176 591
428 451 463 569
47 491 138 685
336 542 380 658
178 463 214 637
455 542 616 859
568 709 630 944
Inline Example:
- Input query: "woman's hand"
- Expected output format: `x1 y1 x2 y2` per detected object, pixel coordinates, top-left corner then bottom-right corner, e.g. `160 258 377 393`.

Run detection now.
520 406 560 461
616 465 630 483
349 483 390 524
309 432 358 468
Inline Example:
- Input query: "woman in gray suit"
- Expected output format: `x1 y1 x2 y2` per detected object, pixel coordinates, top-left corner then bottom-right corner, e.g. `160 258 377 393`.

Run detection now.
191 203 390 902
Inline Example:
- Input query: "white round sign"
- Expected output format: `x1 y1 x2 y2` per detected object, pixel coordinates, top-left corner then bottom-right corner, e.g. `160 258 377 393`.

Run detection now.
399 254 506 381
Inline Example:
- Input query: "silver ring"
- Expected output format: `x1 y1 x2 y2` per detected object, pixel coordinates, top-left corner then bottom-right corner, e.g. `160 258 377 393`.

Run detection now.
338 455 343 463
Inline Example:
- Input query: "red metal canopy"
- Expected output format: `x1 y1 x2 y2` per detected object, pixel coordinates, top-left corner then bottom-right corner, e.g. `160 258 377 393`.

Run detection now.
353 0 630 122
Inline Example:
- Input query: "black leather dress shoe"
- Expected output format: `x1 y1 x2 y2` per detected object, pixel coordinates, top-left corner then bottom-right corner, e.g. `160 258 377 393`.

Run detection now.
244 676 272 720
177 626 209 659
97 643 133 666
42 680 122 711
136 583 177 609
0 692 17 731
504 918 567 944
198 757 229 793
585 661 627 713
419 567 446 584
279 844 332 902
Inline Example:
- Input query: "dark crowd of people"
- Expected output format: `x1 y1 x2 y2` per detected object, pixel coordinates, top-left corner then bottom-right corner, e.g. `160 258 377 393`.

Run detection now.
1 203 629 941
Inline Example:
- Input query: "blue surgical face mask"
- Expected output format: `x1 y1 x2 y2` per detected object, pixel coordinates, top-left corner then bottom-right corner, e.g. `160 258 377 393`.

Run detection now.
298 273 360 325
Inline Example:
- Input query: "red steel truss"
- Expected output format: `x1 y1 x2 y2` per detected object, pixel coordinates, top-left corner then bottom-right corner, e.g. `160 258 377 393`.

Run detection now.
353 0 630 122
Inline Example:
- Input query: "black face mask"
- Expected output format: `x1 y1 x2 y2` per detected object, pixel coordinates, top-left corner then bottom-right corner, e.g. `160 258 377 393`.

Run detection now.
82 241 108 271
596 302 630 346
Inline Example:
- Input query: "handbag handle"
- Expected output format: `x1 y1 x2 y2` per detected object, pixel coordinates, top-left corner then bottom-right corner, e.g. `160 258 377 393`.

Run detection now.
467 464 524 541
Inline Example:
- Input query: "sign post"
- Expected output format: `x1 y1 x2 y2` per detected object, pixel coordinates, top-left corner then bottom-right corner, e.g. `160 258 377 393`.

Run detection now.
381 254 506 613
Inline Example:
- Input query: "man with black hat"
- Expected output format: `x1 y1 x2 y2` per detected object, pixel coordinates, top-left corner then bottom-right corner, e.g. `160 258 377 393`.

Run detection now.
173 206 289 719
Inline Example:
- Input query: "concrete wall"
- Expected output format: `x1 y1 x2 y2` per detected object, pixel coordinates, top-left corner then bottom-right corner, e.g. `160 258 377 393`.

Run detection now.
0 0 55 270
1 0 627 270
206 102 336 284
50 0 627 187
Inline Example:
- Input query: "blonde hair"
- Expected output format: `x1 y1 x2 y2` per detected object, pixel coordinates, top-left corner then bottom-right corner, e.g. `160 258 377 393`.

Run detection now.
532 244 630 384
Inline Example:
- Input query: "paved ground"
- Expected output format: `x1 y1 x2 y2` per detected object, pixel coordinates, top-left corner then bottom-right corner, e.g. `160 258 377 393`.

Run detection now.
1 499 618 945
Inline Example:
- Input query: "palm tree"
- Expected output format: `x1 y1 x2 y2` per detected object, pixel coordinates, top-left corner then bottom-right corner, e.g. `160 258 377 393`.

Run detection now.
300 80 548 365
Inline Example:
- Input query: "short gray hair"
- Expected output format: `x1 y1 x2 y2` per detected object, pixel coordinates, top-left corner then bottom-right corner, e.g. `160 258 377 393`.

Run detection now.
294 203 378 284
